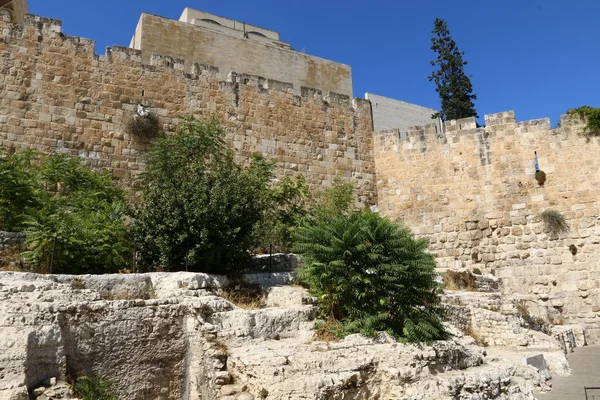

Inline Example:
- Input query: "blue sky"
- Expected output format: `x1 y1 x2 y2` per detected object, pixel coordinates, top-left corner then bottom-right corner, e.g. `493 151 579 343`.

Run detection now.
29 0 599 125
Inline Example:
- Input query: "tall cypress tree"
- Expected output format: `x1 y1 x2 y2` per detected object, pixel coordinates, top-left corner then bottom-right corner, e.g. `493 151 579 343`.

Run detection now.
428 18 478 121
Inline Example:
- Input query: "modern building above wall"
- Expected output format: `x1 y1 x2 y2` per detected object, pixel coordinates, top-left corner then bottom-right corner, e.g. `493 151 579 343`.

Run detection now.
129 8 353 97
366 93 437 133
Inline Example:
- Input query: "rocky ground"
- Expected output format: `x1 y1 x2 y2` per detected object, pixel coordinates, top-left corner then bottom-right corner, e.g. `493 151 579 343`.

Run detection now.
0 270 574 399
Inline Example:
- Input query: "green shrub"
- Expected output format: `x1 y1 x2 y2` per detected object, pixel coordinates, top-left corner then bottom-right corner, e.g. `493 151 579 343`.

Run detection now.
534 170 546 186
134 116 275 276
0 150 132 274
72 374 118 400
539 210 569 235
567 105 600 135
23 154 132 274
0 149 43 231
294 209 445 343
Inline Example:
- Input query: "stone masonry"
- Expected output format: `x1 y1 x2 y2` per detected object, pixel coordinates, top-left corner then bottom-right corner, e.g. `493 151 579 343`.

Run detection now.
130 11 354 97
374 111 600 342
0 10 375 205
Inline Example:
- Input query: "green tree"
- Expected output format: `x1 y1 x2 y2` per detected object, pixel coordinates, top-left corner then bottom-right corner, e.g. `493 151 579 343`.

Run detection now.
294 209 445 343
23 154 132 274
134 116 275 275
429 18 478 121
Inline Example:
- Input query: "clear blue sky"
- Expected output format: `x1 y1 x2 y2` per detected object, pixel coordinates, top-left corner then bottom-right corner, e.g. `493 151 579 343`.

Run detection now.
29 0 599 125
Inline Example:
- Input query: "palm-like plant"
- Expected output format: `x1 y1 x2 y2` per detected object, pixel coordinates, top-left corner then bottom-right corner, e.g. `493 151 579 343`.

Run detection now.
294 210 445 343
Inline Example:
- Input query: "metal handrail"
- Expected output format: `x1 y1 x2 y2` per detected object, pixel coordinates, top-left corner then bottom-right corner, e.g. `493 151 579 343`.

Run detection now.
585 386 600 400
554 328 576 355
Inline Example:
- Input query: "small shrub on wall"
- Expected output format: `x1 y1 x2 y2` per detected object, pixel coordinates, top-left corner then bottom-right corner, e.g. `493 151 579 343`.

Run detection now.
539 210 569 235
126 106 160 137
534 170 546 186
567 105 600 135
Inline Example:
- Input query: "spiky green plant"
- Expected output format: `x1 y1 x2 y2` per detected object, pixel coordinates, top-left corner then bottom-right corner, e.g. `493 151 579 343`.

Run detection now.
294 209 446 343
72 374 118 400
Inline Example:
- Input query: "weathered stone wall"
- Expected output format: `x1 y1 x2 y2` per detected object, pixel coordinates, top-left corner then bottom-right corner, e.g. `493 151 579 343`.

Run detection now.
131 13 354 97
0 11 375 205
375 110 600 341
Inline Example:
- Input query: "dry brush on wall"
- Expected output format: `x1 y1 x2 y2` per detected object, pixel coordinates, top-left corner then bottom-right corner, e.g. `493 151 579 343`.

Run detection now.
374 110 600 342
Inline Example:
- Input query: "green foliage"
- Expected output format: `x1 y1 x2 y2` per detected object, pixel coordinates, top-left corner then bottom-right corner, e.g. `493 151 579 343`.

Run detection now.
539 210 569 235
0 149 43 230
22 154 132 274
307 177 354 224
567 105 600 135
135 116 275 275
294 209 446 343
72 374 118 400
535 170 546 186
429 18 478 121
261 175 310 252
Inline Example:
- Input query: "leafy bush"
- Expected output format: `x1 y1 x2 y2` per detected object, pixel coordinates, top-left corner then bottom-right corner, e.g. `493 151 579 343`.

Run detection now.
134 116 275 276
0 149 42 231
294 209 445 343
539 210 569 235
23 154 132 274
260 175 310 252
72 374 118 400
567 105 600 135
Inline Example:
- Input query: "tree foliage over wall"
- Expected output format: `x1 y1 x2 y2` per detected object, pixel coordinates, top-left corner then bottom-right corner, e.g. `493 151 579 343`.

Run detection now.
429 18 478 121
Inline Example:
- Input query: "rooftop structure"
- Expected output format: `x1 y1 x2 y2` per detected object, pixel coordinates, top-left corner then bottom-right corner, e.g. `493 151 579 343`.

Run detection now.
129 8 353 96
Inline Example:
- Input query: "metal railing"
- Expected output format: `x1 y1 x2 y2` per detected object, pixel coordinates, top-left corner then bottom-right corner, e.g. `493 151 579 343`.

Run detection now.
585 387 600 400
555 328 576 355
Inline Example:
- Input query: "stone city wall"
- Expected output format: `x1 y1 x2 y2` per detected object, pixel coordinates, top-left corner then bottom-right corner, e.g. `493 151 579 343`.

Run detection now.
374 110 600 342
0 11 376 205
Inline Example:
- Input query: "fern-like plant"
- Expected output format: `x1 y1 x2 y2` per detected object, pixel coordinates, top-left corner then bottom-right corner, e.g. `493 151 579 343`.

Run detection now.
539 210 569 235
72 374 118 400
294 209 446 343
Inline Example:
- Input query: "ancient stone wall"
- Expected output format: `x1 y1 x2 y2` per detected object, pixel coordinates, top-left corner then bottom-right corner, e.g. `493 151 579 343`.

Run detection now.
374 111 600 342
0 11 376 205
130 13 354 97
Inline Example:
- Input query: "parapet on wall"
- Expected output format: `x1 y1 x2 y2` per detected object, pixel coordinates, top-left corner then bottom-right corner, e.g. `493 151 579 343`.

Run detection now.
375 110 600 341
130 12 353 97
0 10 376 206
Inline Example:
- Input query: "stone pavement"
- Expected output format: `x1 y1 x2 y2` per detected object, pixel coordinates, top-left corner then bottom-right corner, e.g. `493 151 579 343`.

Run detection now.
537 345 600 400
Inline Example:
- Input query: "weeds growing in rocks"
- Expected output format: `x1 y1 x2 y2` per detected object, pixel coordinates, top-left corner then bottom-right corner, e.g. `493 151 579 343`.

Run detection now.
443 270 478 291
219 282 266 310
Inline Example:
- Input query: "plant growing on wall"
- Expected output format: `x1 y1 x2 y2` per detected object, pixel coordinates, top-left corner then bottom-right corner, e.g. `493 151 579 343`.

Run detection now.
294 209 446 343
535 170 546 186
539 210 569 235
126 104 160 137
567 105 600 135
428 18 478 121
